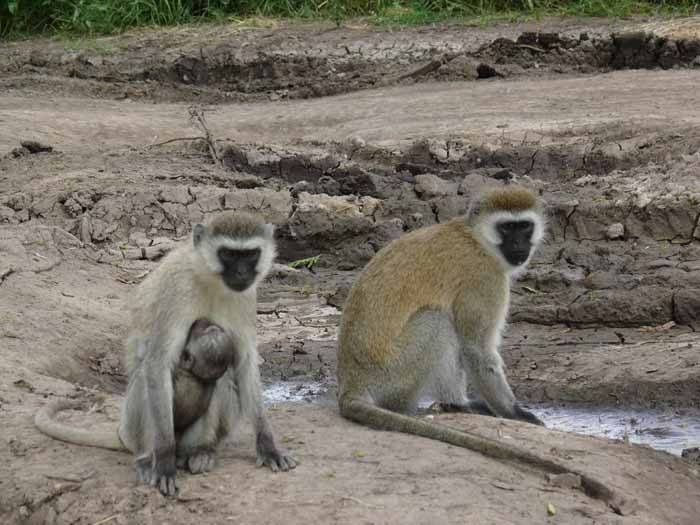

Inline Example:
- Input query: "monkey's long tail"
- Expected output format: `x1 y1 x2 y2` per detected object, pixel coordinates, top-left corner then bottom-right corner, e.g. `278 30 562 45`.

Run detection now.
35 399 126 451
340 398 633 516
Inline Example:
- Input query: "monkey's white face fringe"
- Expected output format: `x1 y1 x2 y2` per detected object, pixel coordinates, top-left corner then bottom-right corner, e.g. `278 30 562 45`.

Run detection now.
473 210 545 275
197 235 277 289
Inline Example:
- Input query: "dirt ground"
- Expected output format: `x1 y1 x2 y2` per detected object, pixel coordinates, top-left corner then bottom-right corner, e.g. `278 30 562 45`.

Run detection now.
1 16 700 525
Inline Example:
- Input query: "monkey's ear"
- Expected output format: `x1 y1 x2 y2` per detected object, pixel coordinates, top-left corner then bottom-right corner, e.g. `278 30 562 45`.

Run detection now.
263 223 275 239
466 201 481 226
193 224 205 246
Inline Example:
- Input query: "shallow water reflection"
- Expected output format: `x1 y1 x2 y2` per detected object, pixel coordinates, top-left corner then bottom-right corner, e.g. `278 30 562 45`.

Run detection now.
530 404 700 455
263 382 699 456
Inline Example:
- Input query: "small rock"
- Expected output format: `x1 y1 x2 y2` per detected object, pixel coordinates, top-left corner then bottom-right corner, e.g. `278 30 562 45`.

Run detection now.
317 175 341 196
20 140 53 153
63 198 83 217
477 63 498 79
545 472 582 489
122 247 143 260
606 223 625 240
9 146 30 158
230 174 264 189
349 136 366 148
291 181 313 196
160 186 191 205
128 231 150 248
574 174 595 186
673 290 700 329
414 174 458 199
682 447 700 463
0 205 15 223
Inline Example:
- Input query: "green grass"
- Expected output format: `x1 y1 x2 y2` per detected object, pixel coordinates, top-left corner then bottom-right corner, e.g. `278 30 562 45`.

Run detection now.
288 255 321 269
1 0 698 38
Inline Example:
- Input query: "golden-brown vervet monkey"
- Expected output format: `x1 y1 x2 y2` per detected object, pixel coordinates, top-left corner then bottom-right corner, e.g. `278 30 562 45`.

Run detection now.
337 187 623 509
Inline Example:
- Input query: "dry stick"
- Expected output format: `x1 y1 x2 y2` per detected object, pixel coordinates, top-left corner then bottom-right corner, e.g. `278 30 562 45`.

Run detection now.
150 136 207 147
397 52 459 81
516 44 546 53
188 106 222 166
92 516 118 525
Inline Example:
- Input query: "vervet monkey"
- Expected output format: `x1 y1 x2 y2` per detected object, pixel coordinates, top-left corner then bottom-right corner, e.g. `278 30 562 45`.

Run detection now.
37 212 296 496
337 187 620 507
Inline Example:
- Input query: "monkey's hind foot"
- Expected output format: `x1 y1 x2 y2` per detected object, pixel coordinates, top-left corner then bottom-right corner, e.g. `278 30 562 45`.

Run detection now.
429 401 495 416
177 448 217 474
256 449 297 472
514 404 545 426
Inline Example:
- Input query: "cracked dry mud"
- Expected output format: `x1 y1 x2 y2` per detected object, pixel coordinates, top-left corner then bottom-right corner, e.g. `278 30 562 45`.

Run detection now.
2 16 700 525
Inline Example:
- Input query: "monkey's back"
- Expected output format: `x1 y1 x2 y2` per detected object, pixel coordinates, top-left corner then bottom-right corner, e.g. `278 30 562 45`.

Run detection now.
338 218 507 371
124 243 212 373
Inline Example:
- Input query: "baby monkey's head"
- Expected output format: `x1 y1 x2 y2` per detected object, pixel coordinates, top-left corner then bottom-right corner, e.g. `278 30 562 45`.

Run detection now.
180 319 238 382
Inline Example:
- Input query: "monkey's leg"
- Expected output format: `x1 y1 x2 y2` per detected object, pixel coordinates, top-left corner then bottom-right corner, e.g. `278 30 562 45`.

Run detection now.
235 353 297 472
461 349 543 426
175 377 232 474
129 359 178 495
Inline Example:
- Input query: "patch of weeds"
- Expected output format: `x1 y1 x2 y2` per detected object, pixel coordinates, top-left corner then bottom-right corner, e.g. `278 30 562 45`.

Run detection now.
288 254 321 269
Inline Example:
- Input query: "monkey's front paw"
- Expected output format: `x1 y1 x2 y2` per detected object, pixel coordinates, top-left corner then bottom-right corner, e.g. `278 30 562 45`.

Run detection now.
256 449 298 473
135 458 178 496
152 448 178 496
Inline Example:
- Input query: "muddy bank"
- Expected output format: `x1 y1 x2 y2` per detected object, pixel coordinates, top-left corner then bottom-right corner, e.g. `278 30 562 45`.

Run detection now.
1 19 699 103
3 135 700 329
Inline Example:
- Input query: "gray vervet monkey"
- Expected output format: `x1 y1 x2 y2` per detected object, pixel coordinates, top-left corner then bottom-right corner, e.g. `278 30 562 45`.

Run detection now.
36 212 296 496
337 187 622 509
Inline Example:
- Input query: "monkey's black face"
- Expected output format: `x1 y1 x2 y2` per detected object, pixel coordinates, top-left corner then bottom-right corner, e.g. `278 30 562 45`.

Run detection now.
497 220 534 266
218 247 261 291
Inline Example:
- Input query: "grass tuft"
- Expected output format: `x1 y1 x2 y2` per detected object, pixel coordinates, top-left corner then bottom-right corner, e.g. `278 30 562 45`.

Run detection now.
1 0 698 38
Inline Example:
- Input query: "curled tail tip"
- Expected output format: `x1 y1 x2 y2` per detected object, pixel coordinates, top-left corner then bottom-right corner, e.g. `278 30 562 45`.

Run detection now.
34 398 124 451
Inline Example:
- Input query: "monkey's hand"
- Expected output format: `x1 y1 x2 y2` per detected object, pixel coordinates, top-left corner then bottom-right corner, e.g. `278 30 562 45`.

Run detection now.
256 430 298 472
139 446 178 496
256 447 298 472
514 404 545 427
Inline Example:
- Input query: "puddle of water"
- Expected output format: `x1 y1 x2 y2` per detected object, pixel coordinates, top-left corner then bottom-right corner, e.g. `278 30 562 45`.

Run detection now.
263 381 699 455
264 381 328 403
529 404 700 455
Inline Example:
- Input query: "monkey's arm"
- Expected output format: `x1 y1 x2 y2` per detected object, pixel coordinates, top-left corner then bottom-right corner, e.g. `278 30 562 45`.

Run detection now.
140 353 178 495
122 330 181 496
453 300 543 426
235 347 297 472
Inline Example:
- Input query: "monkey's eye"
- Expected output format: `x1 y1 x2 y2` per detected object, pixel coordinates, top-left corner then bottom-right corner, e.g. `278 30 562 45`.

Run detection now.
217 248 261 263
218 248 238 261
497 222 516 235
520 221 534 234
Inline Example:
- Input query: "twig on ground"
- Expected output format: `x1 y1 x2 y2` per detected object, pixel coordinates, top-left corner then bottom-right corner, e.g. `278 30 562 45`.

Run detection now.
150 136 207 147
188 106 222 165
